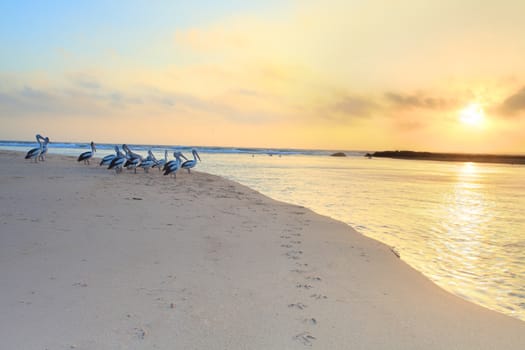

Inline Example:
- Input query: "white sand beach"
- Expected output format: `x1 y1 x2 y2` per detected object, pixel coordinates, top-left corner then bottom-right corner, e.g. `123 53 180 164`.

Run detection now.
1 150 524 349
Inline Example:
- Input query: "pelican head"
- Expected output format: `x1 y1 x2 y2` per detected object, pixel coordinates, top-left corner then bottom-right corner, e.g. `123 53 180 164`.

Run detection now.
192 149 201 161
173 151 187 161
91 141 96 152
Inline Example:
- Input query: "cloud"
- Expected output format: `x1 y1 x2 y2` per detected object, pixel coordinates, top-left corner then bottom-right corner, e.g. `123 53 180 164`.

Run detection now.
67 73 101 90
498 86 525 115
330 95 377 118
0 87 101 117
385 92 456 110
309 93 381 125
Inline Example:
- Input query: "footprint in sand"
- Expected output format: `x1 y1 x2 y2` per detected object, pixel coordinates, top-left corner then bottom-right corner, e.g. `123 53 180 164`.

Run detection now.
288 302 307 310
310 293 328 300
281 244 292 248
134 328 147 340
72 282 88 288
293 331 316 346
306 276 322 282
296 284 313 289
286 250 303 259
302 317 317 326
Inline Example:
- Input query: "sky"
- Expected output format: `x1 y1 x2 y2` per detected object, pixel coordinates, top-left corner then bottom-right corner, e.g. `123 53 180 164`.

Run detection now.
1 0 525 153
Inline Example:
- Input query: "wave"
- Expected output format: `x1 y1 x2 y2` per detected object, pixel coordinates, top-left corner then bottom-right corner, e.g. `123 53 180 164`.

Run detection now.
0 140 367 157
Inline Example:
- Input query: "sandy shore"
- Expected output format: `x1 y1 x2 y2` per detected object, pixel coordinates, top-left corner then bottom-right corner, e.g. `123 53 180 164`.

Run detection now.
1 150 524 349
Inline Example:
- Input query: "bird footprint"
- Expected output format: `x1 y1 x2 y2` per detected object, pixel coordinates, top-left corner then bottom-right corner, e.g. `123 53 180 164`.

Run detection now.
293 332 316 346
288 302 307 310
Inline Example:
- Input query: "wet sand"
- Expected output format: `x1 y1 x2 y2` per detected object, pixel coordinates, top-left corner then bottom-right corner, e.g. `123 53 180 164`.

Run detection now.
1 150 524 349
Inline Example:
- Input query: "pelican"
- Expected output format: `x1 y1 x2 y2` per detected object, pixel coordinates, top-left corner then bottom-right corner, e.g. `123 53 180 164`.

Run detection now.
122 144 143 160
163 152 187 178
122 144 142 174
152 149 168 171
77 141 96 164
138 149 156 173
99 145 121 166
38 135 50 161
181 149 201 174
138 159 155 173
108 151 126 174
25 134 44 163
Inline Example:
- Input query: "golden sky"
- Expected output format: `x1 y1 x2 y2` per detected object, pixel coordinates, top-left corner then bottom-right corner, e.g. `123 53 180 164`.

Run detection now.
1 0 525 152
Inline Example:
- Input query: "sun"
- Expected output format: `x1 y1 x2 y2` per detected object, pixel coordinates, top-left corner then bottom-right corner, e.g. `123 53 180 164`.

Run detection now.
459 103 485 127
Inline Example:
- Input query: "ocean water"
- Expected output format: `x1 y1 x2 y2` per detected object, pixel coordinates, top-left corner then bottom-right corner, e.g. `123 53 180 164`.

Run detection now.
2 141 525 321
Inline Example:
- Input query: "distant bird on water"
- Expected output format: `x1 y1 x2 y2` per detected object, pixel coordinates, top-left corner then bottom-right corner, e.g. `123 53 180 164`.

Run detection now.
78 141 96 164
181 149 201 174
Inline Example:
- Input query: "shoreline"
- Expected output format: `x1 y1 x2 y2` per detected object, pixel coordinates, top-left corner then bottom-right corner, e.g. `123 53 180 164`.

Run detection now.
1 150 524 349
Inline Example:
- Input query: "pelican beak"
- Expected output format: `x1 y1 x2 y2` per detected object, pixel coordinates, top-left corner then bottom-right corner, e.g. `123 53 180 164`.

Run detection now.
196 151 201 161
180 153 188 160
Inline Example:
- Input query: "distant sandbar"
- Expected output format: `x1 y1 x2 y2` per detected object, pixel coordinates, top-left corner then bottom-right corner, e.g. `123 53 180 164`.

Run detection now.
369 150 525 164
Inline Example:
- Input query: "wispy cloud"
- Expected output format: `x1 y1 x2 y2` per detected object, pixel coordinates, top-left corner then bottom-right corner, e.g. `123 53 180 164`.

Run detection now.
67 72 101 90
385 92 456 110
327 95 378 120
498 86 525 116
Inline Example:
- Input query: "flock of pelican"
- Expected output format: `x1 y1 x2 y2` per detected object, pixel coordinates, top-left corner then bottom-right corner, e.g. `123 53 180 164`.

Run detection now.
25 135 201 178
80 142 202 177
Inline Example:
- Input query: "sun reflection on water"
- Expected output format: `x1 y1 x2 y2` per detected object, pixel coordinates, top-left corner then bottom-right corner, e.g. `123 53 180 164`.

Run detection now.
435 163 491 298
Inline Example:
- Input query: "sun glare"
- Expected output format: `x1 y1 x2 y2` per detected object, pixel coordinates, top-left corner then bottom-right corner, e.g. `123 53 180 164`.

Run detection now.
459 103 485 127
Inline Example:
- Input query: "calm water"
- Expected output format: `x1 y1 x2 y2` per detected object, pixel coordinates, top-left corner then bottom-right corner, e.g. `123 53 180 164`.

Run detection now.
3 142 525 320
200 154 525 321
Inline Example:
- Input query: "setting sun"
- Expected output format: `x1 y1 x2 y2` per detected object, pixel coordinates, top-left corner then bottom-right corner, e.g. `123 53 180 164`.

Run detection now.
459 103 485 127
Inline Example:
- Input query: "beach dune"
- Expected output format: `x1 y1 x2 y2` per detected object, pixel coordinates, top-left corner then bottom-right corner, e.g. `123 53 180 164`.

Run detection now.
0 150 524 349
